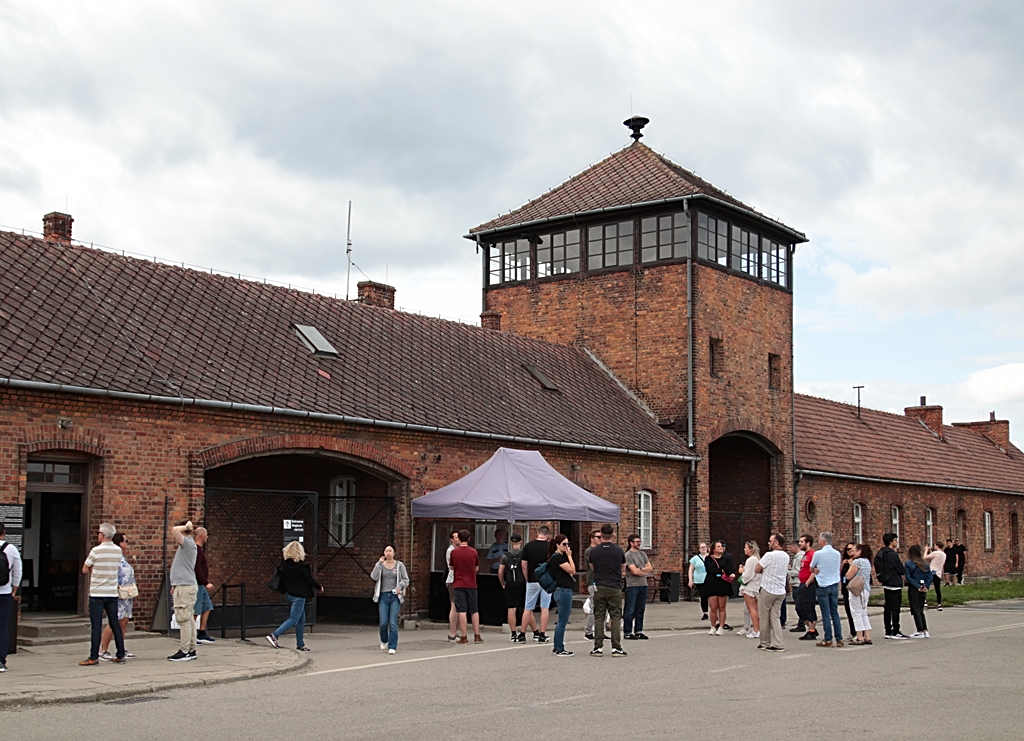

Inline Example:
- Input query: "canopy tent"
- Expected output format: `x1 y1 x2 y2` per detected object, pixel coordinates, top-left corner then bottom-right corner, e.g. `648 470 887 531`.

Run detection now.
411 447 620 522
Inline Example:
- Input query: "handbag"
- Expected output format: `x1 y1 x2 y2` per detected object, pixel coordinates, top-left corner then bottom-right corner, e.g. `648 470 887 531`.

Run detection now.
118 583 139 599
847 573 865 596
267 565 284 593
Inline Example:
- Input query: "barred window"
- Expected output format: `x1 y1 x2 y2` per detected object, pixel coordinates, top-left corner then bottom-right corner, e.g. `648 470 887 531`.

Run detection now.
329 476 356 546
537 229 581 277
640 211 689 263
696 213 728 266
587 220 634 270
730 226 760 277
636 490 653 549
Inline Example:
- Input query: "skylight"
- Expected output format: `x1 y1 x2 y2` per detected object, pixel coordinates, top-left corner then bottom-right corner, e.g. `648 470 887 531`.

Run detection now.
523 363 559 391
294 324 338 357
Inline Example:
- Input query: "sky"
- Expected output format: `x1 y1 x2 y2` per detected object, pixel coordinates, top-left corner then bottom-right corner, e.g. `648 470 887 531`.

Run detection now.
1 1 1022 447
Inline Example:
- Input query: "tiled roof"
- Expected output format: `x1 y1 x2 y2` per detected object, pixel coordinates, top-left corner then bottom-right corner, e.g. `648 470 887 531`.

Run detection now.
0 231 691 458
795 394 1024 495
470 142 802 237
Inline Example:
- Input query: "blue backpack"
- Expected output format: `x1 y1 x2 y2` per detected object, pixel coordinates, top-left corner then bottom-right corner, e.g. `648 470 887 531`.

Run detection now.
534 561 558 594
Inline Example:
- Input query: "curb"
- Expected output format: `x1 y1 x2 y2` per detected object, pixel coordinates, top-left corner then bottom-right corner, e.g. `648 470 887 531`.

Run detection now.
0 651 312 710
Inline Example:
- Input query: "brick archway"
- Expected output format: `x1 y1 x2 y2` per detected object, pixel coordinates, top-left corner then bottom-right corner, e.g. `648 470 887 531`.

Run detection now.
708 431 778 556
16 426 106 501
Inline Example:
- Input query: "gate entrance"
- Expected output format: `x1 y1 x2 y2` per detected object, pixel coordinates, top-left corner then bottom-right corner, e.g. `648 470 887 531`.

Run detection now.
708 433 776 558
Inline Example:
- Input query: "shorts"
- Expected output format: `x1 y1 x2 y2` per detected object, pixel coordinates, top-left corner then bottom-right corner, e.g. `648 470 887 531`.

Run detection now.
453 587 479 615
194 584 214 616
524 581 552 610
504 582 526 609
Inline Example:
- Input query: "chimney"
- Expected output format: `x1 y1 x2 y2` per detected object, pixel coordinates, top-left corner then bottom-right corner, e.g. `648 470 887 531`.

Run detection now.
43 211 73 244
952 411 1011 451
356 280 396 310
904 395 944 439
480 310 502 331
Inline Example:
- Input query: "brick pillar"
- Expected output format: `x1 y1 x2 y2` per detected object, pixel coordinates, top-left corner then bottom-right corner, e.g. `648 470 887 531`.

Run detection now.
480 310 502 330
357 281 396 309
43 212 73 244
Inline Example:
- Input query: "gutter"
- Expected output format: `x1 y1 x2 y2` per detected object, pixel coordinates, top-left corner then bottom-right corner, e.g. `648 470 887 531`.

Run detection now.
796 468 1024 498
1 377 698 463
464 194 808 244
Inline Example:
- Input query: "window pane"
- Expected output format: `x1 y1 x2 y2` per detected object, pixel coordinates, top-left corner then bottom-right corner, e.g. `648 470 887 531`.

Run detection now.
642 232 657 248
566 244 579 259
588 254 602 270
642 247 657 262
642 217 656 232
566 229 580 244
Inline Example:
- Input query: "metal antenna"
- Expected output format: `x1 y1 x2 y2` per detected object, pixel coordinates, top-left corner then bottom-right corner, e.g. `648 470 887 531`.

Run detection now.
345 200 353 300
853 385 865 418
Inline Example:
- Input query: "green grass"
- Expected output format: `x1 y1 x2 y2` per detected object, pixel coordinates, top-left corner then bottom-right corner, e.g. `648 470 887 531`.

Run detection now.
867 578 1024 606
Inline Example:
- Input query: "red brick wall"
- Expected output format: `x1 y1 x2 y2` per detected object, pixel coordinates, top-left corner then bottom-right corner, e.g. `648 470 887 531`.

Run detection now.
0 387 688 625
801 475 1024 576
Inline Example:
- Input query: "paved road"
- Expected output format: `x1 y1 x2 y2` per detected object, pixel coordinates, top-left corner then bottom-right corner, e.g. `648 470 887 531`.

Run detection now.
3 606 1023 740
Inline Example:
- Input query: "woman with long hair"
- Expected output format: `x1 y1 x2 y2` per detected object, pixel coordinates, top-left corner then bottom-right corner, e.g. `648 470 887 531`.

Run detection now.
99 532 136 661
371 545 410 655
904 544 933 638
703 541 736 636
688 542 710 621
738 540 761 639
548 534 577 656
846 543 873 645
840 542 856 637
266 540 323 651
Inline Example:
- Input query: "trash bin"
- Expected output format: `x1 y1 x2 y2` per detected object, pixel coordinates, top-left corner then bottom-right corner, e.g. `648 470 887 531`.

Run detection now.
659 571 681 602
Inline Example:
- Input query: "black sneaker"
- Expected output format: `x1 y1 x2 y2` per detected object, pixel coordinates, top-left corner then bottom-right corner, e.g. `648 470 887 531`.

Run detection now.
536 633 549 643
611 648 628 657
623 633 636 640
532 631 541 642
789 625 805 633
700 613 709 621
554 650 574 657
590 647 603 656
765 646 785 652
514 632 527 643
296 646 311 652
584 633 594 640
167 650 191 662
634 633 649 640
196 633 216 644
798 632 819 641
722 624 733 631
187 651 197 660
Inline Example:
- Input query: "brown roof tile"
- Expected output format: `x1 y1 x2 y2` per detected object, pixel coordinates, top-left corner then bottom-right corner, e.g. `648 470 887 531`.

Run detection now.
0 231 690 458
469 142 802 237
795 394 1024 494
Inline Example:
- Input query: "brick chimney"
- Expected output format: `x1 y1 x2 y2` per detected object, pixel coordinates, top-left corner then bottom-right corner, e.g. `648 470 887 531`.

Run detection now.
357 280 396 309
952 411 1011 451
480 310 502 331
905 395 944 439
43 211 73 244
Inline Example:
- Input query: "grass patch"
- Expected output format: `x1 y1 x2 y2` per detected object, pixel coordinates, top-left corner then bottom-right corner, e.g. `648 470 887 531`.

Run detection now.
867 578 1024 606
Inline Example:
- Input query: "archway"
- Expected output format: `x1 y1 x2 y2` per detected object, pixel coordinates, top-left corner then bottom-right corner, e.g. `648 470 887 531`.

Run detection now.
708 432 777 560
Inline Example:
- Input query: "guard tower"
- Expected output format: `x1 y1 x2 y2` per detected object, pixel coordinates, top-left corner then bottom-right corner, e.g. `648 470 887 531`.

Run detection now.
466 117 807 552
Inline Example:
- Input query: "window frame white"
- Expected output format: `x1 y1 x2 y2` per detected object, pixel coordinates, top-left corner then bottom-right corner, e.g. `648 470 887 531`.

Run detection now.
985 511 993 550
926 507 935 548
329 476 357 547
853 502 863 544
891 505 901 540
637 490 653 549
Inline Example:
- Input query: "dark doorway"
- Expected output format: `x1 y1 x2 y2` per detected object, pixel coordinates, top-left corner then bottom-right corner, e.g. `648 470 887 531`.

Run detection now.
38 493 82 611
1011 513 1020 573
708 434 774 561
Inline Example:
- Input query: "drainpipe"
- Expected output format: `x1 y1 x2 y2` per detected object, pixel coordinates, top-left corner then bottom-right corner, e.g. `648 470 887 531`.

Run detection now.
789 244 797 540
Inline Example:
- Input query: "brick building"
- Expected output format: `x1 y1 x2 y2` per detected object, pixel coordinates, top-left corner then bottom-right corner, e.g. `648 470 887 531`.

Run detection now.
1 119 1021 628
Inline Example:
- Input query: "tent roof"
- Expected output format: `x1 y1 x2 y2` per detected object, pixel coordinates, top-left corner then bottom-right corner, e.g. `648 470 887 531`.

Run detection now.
411 447 620 522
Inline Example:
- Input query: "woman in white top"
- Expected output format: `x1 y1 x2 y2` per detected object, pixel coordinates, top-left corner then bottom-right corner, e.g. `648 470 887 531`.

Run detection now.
445 530 458 641
846 543 874 645
738 540 761 639
924 544 946 610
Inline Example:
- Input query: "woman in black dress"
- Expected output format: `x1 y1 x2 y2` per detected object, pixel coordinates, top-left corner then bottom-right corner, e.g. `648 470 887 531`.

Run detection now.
703 540 736 636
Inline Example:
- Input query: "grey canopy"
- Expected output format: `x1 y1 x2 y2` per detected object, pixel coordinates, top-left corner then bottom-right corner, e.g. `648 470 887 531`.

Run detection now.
411 447 620 522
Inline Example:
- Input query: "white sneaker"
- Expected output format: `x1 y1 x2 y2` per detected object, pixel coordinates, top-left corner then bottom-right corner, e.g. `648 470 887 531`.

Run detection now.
922 631 931 638
98 651 113 662
380 642 387 651
716 626 725 636
388 648 396 655
736 630 748 637
910 632 926 639
747 631 760 639
708 626 717 635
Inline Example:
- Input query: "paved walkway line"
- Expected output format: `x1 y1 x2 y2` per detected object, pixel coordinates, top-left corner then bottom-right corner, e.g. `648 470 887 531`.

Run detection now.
944 621 1024 639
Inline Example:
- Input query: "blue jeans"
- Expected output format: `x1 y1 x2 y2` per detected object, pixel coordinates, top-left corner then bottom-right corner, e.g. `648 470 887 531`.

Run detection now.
272 595 307 648
89 596 124 660
378 592 400 650
623 586 648 634
815 583 842 642
553 587 573 652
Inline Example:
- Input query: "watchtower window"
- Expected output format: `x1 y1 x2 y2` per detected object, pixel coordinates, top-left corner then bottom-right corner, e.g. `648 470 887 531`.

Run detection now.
730 227 760 277
763 239 788 287
697 213 729 266
641 211 689 263
537 229 581 277
587 220 634 270
502 238 532 282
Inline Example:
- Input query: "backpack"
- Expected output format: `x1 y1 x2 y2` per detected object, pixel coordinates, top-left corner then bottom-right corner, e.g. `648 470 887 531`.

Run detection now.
534 560 558 594
0 542 10 587
504 550 524 586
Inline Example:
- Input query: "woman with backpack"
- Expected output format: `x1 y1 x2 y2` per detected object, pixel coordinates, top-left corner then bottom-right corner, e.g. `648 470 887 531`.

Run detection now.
548 534 577 657
905 544 933 638
371 545 410 655
499 533 527 641
266 540 323 652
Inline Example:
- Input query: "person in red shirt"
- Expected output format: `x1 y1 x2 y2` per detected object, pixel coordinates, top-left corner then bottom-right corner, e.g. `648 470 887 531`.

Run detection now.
796 534 819 641
450 529 482 644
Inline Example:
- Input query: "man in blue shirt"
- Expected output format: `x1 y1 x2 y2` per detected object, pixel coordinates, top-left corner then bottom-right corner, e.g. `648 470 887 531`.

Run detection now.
810 532 843 647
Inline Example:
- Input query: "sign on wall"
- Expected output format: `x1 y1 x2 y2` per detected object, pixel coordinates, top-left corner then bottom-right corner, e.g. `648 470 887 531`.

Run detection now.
283 519 304 546
0 503 24 549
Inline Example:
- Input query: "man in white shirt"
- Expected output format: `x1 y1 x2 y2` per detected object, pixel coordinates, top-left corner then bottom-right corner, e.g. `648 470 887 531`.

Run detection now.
755 533 790 651
0 522 23 672
80 522 126 665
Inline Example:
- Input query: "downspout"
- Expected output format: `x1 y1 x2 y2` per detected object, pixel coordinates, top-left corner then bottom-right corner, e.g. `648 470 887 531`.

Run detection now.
685 204 696 565
789 244 798 539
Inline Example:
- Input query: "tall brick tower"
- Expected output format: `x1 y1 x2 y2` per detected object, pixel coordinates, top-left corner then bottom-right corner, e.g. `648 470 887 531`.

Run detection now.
466 117 807 553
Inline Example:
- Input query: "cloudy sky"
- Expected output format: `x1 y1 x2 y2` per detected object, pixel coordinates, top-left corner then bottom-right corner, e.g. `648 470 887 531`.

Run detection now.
2 1 1022 446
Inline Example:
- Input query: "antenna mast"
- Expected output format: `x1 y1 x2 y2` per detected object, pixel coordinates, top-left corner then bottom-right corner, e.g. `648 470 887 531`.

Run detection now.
345 200 353 300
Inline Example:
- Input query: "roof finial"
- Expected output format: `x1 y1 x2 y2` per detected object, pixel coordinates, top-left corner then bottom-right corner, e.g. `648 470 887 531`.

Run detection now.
623 115 649 141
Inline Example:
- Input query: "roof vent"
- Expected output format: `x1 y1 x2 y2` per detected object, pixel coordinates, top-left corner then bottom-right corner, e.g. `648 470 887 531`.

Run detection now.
523 363 559 392
293 324 339 357
623 115 650 141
